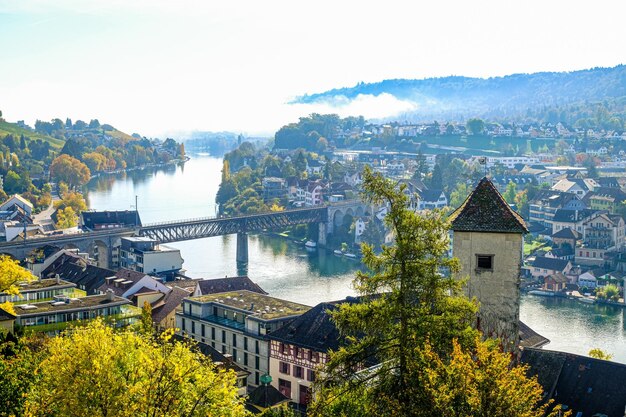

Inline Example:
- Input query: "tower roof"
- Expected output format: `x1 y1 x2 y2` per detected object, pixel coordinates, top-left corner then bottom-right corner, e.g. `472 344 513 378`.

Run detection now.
449 177 528 234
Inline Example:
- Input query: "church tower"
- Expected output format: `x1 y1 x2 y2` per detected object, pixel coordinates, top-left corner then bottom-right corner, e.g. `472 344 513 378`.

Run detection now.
449 177 528 352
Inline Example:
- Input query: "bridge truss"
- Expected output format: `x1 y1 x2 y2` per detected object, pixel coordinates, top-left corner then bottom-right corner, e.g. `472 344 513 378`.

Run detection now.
138 207 325 244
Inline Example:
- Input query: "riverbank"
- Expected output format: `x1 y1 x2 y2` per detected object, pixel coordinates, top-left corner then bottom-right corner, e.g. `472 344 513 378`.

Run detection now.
89 156 190 179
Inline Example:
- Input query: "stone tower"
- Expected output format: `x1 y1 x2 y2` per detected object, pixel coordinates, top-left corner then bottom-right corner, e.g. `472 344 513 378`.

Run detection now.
449 177 528 352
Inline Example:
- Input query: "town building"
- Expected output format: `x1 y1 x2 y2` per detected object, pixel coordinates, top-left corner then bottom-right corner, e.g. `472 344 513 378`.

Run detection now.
531 257 573 280
262 177 287 201
449 177 528 351
192 276 267 297
12 291 137 335
42 251 116 295
267 298 359 406
417 189 447 210
522 347 626 417
0 276 81 305
176 290 310 387
528 190 585 229
81 210 141 231
119 236 183 279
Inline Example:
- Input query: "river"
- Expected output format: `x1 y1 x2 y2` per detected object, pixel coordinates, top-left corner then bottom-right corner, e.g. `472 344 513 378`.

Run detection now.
86 153 626 363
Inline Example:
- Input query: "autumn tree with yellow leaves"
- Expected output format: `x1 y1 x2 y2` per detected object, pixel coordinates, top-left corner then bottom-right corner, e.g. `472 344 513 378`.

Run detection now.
23 319 246 417
0 255 35 315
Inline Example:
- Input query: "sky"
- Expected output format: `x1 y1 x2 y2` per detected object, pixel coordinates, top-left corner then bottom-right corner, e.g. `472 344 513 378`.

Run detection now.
0 0 624 137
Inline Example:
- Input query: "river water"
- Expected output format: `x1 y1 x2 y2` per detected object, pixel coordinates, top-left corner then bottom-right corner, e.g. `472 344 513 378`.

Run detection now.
86 153 626 363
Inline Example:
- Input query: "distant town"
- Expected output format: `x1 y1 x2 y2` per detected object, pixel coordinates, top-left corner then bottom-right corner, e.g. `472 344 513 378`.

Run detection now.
1 111 626 416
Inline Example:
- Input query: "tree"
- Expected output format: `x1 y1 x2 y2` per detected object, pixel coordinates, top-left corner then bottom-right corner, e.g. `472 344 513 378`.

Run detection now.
588 348 613 361
0 256 35 315
312 166 478 416
466 118 485 135
449 182 470 209
311 167 562 417
140 301 153 335
54 191 87 215
503 181 517 204
429 163 443 189
24 319 246 417
49 154 91 189
54 206 78 229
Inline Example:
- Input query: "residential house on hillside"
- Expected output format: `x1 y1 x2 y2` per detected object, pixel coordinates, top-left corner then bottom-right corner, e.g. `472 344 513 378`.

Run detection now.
304 181 324 206
551 209 598 235
305 160 324 177
551 227 581 249
586 187 626 214
551 178 598 197
0 194 34 217
529 190 585 229
531 257 572 280
417 189 447 210
176 291 310 387
262 177 287 201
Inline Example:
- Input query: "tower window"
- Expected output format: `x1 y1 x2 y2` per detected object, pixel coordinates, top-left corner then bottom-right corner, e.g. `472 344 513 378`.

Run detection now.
476 255 493 270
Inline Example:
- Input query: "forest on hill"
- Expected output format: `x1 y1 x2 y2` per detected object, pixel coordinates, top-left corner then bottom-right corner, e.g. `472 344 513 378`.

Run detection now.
295 65 626 124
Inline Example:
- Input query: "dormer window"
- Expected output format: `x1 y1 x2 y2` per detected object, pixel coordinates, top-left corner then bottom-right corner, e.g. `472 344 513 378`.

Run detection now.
476 254 494 270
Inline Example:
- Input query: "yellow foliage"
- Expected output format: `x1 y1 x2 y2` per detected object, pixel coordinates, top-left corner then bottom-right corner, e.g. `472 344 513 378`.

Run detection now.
269 203 284 212
24 319 246 417
0 255 35 316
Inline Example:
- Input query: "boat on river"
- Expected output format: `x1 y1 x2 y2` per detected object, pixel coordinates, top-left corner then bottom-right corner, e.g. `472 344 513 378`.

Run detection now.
528 290 556 297
343 253 357 259
305 241 317 248
578 297 596 304
333 250 343 256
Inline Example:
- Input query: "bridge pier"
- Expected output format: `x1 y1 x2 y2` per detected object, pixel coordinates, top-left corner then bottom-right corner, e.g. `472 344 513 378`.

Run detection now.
236 232 248 265
318 223 327 247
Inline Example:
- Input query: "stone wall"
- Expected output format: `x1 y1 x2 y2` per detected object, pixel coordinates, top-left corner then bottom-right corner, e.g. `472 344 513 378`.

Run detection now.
453 230 522 352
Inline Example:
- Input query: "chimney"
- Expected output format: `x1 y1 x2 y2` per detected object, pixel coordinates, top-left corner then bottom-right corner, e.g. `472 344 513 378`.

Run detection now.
106 289 115 301
55 274 61 284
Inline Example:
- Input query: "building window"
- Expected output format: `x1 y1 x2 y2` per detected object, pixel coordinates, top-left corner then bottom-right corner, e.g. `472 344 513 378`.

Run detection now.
255 372 260 385
255 356 260 370
191 321 195 334
307 369 316 382
280 342 287 354
244 352 248 366
294 366 304 378
233 349 237 362
211 327 215 340
222 330 226 343
255 340 259 354
476 254 493 270
181 318 186 331
232 333 237 347
278 379 292 398
279 362 290 374
201 324 205 337
244 337 248 351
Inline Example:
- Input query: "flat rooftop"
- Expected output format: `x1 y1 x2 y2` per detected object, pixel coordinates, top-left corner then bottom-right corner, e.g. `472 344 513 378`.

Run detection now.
15 294 130 315
189 290 311 320
14 278 75 292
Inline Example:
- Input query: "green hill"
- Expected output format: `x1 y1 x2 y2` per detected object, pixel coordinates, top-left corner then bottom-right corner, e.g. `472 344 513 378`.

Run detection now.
0 119 65 149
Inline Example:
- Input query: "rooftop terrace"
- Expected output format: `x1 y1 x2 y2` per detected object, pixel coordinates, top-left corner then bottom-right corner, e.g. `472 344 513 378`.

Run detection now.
189 290 311 320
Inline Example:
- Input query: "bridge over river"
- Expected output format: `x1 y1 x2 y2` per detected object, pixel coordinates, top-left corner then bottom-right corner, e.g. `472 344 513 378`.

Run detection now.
0 201 370 269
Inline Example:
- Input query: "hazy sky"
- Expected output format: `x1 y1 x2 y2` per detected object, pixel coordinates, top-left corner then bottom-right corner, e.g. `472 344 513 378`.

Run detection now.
1 0 624 137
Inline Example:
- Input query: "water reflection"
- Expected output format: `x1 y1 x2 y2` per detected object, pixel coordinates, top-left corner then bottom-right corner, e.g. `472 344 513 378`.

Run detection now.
84 153 626 363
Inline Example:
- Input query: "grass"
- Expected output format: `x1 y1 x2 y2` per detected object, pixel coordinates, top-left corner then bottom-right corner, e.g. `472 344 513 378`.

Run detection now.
0 119 65 149
524 240 550 256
